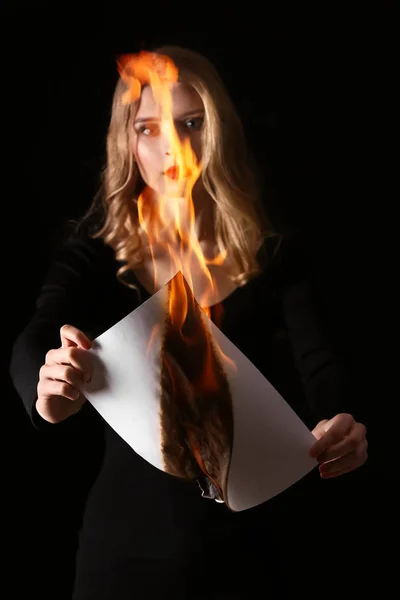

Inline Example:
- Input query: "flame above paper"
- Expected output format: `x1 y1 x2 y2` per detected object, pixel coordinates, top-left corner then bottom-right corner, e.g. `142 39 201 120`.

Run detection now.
118 51 234 501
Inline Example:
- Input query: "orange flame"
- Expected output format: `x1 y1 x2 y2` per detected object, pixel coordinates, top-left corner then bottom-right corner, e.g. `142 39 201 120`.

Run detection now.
117 52 179 105
119 51 233 371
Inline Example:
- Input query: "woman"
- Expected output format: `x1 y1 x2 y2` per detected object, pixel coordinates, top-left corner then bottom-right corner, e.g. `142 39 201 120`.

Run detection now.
10 46 367 598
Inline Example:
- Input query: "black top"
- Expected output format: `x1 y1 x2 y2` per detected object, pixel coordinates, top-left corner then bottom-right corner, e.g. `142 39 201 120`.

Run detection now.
10 225 350 599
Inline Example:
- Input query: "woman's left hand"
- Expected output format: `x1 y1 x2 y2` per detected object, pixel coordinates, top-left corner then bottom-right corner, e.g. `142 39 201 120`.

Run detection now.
310 413 368 478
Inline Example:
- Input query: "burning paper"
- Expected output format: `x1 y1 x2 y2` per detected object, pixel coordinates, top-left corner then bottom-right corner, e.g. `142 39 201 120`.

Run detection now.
84 273 317 512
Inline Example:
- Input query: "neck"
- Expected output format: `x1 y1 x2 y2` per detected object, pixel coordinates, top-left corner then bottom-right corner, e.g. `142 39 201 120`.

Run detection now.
143 186 216 246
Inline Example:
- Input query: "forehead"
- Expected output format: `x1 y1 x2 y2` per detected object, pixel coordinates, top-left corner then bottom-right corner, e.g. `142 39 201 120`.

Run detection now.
135 82 204 119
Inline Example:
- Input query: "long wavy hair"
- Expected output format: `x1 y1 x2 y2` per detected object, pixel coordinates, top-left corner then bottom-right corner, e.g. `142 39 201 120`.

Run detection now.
84 45 278 288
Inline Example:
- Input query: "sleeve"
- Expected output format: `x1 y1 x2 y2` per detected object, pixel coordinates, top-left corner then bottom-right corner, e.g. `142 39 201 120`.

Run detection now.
9 223 115 431
274 236 353 423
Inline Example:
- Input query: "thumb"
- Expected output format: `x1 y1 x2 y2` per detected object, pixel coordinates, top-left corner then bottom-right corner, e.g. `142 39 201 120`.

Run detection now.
60 324 91 350
311 419 330 440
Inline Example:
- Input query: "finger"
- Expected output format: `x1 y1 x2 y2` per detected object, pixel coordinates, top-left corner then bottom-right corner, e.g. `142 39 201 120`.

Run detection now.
320 454 367 478
310 419 329 441
317 424 367 462
310 413 354 458
60 324 91 350
45 347 92 382
320 464 357 478
42 380 81 402
319 442 368 476
43 364 85 390
319 451 356 474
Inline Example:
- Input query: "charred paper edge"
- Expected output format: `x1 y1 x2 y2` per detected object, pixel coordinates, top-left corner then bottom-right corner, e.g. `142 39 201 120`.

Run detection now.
159 273 234 504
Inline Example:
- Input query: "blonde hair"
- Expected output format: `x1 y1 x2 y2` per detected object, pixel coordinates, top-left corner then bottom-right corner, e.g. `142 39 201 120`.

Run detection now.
86 45 277 288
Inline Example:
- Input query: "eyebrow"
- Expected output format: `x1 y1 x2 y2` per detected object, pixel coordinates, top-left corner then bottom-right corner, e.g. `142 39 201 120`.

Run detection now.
134 109 205 124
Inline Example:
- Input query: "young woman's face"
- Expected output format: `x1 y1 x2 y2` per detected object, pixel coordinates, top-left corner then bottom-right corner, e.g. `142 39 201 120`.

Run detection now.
133 82 205 197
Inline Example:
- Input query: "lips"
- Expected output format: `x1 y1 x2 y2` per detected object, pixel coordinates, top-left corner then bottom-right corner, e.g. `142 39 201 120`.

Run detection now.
165 166 179 180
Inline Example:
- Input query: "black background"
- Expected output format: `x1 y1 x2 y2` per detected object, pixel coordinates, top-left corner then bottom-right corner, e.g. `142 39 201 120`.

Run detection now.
5 2 397 597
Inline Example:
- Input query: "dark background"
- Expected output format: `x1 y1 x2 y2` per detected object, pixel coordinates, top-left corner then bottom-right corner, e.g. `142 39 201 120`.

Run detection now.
5 2 397 597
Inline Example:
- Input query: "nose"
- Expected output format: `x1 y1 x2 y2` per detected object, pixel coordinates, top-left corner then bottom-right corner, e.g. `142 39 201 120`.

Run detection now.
160 123 187 161
160 131 172 157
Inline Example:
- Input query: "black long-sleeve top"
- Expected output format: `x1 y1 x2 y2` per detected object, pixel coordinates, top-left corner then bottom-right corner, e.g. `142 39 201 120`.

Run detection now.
10 225 350 599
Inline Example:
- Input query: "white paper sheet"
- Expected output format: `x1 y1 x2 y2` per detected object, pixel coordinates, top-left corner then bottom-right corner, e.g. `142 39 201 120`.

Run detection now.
85 283 168 471
84 274 317 512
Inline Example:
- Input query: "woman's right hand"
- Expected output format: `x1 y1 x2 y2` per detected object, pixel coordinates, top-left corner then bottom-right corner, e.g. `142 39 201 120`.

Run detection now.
36 324 93 424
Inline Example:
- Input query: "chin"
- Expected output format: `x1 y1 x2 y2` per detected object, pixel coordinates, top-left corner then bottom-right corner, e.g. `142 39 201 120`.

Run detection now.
145 177 193 200
162 179 191 199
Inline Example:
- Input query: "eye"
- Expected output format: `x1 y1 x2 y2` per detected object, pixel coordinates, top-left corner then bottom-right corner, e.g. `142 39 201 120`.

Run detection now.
136 122 160 137
184 116 204 131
